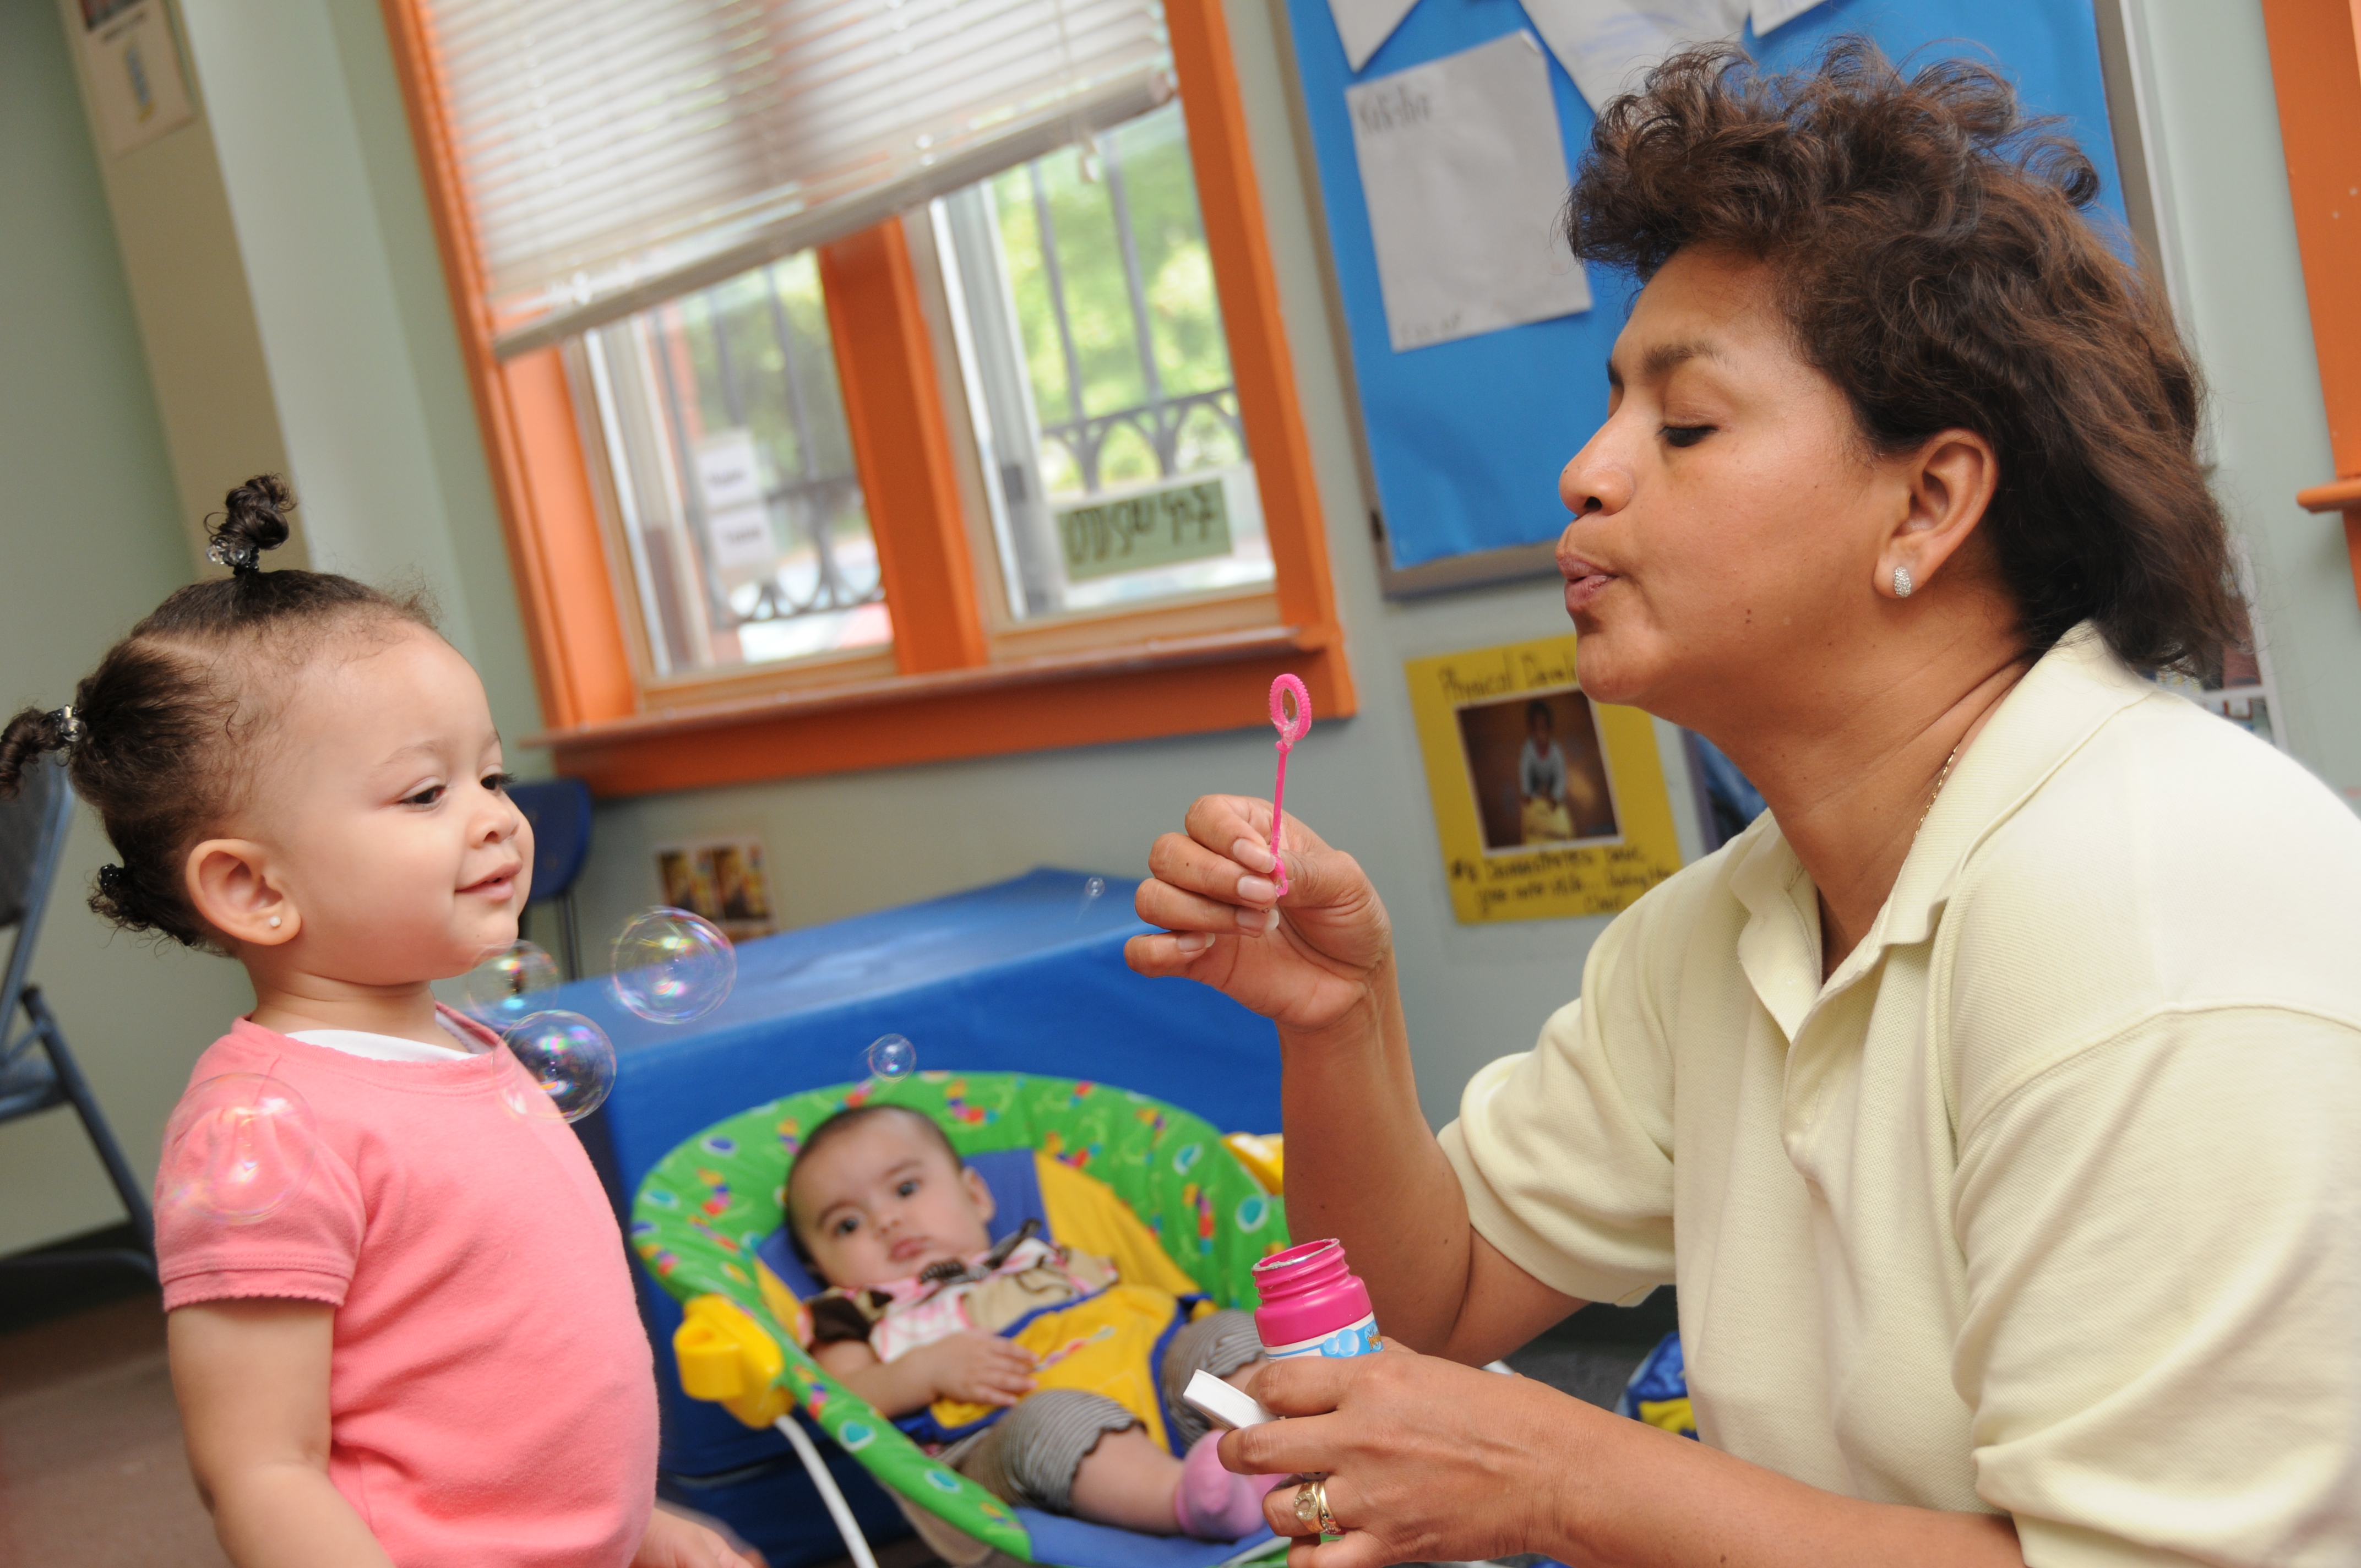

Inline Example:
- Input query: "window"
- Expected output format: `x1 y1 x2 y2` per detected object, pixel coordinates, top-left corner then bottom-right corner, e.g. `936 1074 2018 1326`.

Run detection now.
383 0 1352 794
583 255 887 678
937 102 1271 619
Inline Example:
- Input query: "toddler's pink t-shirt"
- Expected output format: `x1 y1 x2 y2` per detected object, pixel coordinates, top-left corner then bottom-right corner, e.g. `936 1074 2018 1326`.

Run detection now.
156 1011 657 1567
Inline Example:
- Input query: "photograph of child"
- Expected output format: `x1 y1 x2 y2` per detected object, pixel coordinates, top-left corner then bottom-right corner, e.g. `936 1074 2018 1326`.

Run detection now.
1454 687 1618 852
656 839 779 939
657 847 720 920
709 842 775 930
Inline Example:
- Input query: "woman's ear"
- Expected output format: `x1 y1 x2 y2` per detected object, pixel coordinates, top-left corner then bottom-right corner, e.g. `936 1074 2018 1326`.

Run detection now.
1879 428 1999 599
185 839 298 949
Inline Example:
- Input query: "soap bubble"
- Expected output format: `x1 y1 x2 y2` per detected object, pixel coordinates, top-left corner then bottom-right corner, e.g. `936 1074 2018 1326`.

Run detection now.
458 940 561 1028
865 1033 917 1080
1075 875 1106 920
501 1010 616 1123
611 908 736 1024
160 1074 319 1224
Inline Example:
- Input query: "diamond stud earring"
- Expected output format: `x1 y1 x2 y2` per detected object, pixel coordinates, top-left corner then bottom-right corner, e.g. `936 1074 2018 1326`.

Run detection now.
1892 565 1914 599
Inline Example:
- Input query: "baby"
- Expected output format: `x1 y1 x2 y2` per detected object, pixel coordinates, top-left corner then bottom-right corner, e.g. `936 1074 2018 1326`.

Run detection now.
786 1105 1279 1539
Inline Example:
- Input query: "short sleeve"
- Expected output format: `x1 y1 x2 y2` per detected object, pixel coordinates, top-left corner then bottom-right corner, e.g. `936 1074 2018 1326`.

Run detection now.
1438 908 1678 1308
154 1113 366 1311
1955 1006 2361 1566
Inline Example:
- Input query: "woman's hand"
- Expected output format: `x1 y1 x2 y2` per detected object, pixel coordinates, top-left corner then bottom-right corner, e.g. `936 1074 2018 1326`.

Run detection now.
1125 795 1394 1033
1222 1347 2030 1568
1222 1344 1585 1568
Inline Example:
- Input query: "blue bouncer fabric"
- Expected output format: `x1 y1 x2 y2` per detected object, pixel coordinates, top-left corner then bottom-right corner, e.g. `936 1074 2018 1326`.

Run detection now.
551 868 1283 1487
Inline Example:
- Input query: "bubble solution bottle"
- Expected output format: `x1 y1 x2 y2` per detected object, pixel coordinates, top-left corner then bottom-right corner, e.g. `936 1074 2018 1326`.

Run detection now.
1252 1238 1380 1359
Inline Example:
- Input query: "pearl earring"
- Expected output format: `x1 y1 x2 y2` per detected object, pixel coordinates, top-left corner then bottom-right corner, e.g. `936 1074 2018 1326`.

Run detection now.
268 916 282 928
1892 565 1914 599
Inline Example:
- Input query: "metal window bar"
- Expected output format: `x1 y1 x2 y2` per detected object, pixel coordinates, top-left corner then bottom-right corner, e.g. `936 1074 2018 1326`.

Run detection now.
652 277 882 633
1023 131 1240 496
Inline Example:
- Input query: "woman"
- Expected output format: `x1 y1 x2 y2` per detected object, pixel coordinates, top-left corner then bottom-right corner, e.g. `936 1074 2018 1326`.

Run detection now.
1128 43 2360 1568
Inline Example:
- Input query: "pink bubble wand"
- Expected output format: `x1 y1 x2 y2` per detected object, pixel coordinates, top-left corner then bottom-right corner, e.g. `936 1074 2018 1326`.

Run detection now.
1266 674 1312 896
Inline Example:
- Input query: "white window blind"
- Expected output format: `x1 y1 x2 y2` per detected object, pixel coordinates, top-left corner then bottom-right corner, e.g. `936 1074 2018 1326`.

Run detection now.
421 0 1174 358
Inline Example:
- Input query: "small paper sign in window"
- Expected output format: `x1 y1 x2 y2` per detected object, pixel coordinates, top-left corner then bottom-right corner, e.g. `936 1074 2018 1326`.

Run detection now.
1055 476 1234 583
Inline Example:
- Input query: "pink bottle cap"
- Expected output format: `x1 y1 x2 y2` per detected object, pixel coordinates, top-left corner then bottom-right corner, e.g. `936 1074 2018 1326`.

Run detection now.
1251 1238 1373 1349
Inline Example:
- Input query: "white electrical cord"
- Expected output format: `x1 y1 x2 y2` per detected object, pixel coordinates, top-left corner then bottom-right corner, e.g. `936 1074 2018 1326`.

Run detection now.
775 1414 882 1568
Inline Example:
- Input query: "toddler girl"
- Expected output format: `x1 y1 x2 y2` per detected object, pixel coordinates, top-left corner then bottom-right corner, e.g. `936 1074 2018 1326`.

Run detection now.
0 479 752 1568
786 1103 1280 1540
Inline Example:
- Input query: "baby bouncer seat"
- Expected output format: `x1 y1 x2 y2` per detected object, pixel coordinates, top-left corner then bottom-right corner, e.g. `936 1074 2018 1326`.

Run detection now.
633 1071 1291 1568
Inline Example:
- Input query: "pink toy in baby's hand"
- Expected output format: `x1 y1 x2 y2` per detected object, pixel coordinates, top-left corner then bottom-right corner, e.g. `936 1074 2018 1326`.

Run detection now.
1266 674 1311 896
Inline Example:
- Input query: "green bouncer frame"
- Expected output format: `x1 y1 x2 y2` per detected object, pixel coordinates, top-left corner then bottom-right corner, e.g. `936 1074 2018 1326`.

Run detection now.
632 1071 1290 1566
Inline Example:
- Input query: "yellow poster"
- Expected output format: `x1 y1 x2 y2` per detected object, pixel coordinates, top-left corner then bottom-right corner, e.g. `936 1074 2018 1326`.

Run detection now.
1404 635 1684 924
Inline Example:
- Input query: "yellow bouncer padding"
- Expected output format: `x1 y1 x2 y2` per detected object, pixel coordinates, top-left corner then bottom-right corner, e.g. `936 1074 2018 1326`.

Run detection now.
1032 1152 1203 1300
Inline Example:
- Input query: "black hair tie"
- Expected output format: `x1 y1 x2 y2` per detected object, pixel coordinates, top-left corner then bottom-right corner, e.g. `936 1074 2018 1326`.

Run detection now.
96 863 128 896
49 706 83 745
206 535 262 576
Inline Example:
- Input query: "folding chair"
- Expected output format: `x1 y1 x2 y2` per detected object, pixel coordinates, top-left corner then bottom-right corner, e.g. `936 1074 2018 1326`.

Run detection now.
510 777 594 978
0 754 154 1278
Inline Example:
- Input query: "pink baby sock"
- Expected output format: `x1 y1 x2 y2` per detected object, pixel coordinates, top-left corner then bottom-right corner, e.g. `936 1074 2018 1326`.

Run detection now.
1172 1433 1284 1542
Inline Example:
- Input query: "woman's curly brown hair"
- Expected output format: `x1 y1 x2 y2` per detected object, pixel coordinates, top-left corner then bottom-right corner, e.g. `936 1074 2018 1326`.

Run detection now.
1566 38 2246 674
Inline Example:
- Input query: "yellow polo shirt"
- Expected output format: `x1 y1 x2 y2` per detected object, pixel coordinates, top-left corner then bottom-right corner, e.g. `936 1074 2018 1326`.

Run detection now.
1439 627 2361 1567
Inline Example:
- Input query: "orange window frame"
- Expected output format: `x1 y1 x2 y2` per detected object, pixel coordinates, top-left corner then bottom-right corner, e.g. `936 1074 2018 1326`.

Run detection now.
2261 0 2361 607
379 0 1355 797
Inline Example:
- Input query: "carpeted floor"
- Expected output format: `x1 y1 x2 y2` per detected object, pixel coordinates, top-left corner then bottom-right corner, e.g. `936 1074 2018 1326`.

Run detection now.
0 1289 229 1567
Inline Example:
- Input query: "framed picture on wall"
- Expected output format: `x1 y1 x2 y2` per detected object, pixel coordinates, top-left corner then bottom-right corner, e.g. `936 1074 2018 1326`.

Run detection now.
1404 634 1684 924
654 837 778 940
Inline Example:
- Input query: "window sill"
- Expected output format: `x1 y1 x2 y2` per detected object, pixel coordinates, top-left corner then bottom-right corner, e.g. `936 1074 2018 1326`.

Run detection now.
528 621 1348 796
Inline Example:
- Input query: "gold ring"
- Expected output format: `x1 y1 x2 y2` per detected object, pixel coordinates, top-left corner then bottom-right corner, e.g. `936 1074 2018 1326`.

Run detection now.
1292 1480 1321 1534
1315 1478 1341 1537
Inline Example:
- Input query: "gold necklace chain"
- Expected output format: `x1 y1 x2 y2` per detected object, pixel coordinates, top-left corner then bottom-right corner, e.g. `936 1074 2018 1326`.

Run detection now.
1917 745 1962 834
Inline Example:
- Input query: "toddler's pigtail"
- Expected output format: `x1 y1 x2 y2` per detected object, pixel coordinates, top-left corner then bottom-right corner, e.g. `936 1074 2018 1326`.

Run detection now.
0 703 78 799
206 473 295 576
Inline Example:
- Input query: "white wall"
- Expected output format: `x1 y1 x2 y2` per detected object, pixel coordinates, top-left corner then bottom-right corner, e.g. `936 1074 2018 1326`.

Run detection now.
0 0 254 1254
2126 0 2361 803
24 0 2358 1254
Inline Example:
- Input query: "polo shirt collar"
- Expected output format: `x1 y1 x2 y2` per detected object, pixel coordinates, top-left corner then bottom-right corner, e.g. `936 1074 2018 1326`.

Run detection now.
1880 623 2155 949
1724 624 2156 1038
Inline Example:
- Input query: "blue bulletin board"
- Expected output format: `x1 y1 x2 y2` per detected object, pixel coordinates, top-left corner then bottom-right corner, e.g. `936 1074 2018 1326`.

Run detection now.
1283 0 2128 582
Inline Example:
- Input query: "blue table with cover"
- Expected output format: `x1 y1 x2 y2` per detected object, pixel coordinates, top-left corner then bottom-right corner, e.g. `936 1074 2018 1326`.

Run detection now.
550 868 1283 1562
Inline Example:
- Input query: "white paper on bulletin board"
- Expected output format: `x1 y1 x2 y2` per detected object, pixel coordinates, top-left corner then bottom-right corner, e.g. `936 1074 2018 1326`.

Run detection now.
1346 33 1593 352
1328 0 1424 70
1751 0 1824 35
78 0 193 156
1515 0 1746 111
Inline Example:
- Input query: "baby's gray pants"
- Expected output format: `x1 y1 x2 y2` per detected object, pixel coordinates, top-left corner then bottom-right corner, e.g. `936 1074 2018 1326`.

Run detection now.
945 1309 1262 1514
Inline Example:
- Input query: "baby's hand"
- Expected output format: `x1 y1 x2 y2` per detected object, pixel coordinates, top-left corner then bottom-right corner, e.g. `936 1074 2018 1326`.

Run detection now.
915 1330 1038 1407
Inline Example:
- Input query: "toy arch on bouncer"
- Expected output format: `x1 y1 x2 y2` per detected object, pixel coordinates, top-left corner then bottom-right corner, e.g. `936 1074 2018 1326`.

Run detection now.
632 1071 1291 1568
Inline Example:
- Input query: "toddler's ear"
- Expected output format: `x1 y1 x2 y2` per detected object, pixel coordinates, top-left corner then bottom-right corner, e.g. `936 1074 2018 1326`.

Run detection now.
186 838 298 948
962 1165 996 1224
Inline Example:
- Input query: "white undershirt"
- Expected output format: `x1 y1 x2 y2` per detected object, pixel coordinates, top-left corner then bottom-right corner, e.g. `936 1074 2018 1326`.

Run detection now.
289 1021 485 1063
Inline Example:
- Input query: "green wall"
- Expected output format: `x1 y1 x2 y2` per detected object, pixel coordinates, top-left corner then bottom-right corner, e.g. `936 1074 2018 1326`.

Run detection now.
0 0 253 1254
